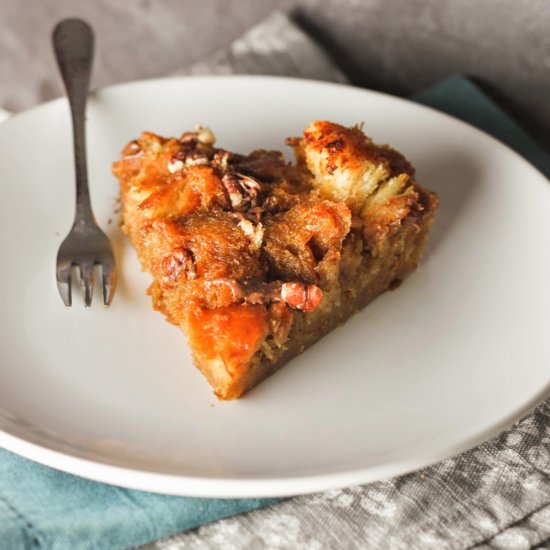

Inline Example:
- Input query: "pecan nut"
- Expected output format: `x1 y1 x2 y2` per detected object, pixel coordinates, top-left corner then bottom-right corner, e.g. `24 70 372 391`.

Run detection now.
222 173 262 212
179 125 216 146
211 149 233 172
280 282 323 312
162 248 196 283
168 149 209 173
237 218 265 251
167 157 184 174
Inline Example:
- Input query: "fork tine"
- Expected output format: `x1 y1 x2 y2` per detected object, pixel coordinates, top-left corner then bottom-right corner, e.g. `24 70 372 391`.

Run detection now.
101 263 117 307
80 264 94 308
56 263 73 308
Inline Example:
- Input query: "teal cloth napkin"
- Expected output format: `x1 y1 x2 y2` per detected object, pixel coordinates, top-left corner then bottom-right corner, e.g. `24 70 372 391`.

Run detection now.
415 75 550 178
1 75 549 550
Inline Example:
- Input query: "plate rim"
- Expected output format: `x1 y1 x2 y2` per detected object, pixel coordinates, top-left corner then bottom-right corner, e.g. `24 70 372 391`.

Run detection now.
1 382 548 497
0 74 549 497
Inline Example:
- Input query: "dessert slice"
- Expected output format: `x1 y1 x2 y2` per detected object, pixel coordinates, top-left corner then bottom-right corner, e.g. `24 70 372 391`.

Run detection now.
113 121 438 399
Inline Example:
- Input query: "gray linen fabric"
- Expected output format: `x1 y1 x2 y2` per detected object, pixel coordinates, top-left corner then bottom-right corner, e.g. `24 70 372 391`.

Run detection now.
174 11 347 84
142 12 550 550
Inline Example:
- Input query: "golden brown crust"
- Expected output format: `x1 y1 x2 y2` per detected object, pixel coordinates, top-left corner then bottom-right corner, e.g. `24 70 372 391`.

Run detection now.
303 121 414 178
141 212 265 283
264 200 351 285
114 121 438 399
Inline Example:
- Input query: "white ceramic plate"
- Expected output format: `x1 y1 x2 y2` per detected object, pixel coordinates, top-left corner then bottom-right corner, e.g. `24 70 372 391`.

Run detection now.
0 76 549 498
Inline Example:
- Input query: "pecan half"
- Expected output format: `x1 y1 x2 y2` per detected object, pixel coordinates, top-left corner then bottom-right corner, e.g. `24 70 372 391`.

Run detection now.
222 173 262 212
237 218 265 251
161 248 196 283
280 282 323 312
179 125 216 146
211 149 233 172
167 158 184 174
168 149 210 173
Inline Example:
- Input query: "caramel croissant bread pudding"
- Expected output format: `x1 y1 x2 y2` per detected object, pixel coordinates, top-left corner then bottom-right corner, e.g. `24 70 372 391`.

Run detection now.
113 121 438 400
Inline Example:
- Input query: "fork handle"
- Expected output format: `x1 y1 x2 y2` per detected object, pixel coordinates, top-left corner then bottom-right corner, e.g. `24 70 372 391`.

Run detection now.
53 19 95 223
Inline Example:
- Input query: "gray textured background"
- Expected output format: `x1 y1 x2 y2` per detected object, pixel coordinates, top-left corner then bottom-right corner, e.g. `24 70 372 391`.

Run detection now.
1 3 549 548
0 0 548 149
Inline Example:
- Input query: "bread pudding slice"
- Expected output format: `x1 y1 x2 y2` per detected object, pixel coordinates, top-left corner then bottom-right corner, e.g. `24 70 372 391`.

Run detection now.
113 121 438 400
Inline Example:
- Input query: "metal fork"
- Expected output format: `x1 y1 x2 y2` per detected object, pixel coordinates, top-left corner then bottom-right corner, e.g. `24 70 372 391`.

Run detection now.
53 19 117 307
